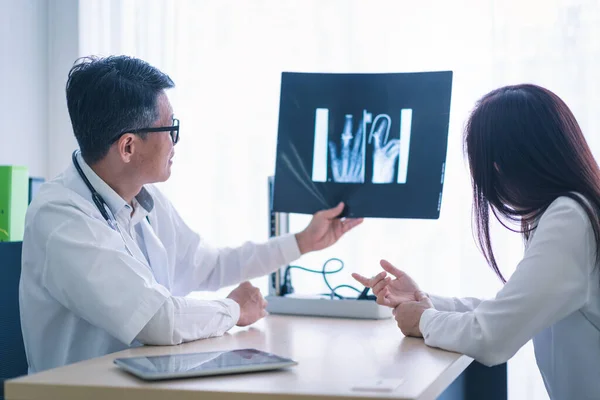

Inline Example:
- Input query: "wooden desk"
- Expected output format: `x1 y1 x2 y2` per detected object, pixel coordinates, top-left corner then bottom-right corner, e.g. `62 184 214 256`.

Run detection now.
6 315 472 400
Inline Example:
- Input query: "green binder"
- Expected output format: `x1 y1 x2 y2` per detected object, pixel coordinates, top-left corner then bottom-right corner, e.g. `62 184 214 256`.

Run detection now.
0 166 28 242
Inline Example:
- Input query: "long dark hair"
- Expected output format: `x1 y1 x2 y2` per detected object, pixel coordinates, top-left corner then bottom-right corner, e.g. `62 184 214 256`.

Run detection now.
464 84 600 282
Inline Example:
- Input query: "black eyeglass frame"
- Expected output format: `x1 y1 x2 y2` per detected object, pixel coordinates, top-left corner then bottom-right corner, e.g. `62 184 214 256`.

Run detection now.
111 118 180 144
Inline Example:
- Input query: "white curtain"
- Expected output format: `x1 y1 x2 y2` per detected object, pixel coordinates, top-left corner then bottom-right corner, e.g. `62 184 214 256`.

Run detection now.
78 1 600 398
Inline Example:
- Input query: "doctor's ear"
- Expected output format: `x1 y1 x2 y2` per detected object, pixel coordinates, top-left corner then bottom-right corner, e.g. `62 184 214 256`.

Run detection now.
116 134 137 163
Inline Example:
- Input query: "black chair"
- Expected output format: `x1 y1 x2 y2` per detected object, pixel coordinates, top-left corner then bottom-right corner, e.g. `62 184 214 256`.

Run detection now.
0 241 27 400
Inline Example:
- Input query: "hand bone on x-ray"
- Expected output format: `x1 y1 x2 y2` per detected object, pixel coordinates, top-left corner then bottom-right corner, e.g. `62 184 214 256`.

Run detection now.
328 112 400 184
328 117 364 183
370 116 400 184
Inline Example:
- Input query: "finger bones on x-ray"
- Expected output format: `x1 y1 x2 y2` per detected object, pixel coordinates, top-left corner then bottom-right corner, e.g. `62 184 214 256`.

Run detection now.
312 108 413 184
329 114 365 183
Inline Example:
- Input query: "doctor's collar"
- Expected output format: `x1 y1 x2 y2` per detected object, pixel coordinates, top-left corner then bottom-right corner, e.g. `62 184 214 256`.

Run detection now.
135 187 154 213
75 152 155 215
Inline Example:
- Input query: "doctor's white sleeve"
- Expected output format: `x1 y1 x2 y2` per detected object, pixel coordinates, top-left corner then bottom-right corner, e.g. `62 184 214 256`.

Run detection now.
40 201 240 346
185 233 301 293
135 296 240 345
157 191 301 295
418 197 594 367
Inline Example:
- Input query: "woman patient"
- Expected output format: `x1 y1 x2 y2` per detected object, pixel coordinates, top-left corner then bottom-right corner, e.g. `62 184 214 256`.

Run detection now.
353 84 600 400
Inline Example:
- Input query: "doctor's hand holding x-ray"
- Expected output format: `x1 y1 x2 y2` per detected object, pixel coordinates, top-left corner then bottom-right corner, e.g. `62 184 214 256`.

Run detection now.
229 202 362 327
18 55 362 374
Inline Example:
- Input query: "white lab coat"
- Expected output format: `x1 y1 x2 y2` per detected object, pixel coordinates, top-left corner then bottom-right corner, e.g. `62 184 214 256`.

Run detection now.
19 153 300 373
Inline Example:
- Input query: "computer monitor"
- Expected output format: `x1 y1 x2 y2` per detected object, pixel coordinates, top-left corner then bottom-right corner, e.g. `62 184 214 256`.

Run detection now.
28 177 44 205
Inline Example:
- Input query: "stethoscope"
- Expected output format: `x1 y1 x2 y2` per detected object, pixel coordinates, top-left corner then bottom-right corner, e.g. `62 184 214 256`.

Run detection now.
71 150 145 259
72 150 121 231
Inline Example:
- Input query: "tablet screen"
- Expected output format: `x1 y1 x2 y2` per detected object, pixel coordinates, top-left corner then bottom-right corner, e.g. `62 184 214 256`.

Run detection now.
114 348 297 379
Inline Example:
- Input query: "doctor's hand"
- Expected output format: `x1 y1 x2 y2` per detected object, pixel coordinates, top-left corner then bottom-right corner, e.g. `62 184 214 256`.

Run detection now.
295 202 363 255
394 291 433 338
226 282 268 327
352 259 420 308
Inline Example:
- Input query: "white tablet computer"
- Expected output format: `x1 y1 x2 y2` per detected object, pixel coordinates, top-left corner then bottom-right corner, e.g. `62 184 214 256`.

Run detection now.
113 348 298 381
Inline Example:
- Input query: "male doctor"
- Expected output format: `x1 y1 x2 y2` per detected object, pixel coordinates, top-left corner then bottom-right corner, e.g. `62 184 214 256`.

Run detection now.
19 55 362 373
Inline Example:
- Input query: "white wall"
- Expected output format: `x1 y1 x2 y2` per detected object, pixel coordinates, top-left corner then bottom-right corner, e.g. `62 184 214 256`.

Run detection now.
0 0 49 179
47 0 79 179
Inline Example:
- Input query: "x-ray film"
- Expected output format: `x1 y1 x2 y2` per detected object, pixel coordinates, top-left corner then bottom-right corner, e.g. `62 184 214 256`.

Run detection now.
273 71 452 219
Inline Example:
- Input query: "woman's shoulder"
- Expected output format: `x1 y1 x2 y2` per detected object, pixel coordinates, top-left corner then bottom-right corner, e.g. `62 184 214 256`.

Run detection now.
535 193 595 241
544 193 592 221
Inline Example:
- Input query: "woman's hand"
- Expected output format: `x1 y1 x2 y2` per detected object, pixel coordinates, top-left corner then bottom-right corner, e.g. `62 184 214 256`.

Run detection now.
394 291 433 337
352 259 421 308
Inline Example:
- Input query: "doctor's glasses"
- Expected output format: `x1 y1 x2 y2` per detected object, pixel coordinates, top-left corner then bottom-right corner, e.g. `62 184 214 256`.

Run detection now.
112 118 180 144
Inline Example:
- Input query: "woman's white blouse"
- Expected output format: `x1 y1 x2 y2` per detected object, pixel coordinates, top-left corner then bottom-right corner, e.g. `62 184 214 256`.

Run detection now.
421 196 600 400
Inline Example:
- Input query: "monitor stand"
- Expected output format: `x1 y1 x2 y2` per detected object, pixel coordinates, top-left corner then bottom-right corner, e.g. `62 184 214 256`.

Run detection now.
267 176 392 320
